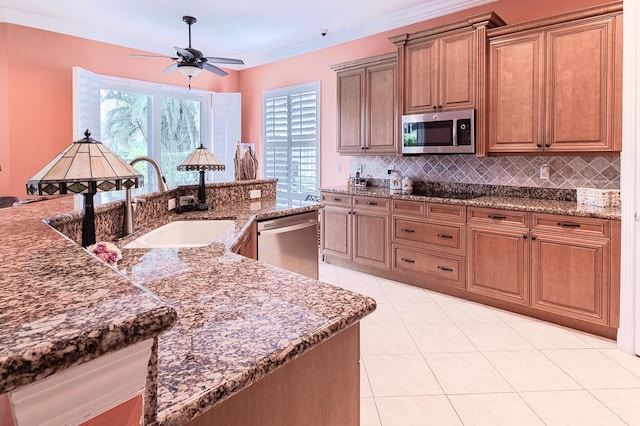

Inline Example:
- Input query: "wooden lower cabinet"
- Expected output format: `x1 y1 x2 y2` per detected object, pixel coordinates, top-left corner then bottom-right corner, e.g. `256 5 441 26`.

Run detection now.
531 231 609 325
321 205 351 260
232 222 257 259
321 193 390 270
352 210 390 269
467 225 529 304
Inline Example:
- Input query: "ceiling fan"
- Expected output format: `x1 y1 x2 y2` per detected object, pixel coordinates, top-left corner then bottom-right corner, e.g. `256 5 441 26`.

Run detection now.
130 16 244 87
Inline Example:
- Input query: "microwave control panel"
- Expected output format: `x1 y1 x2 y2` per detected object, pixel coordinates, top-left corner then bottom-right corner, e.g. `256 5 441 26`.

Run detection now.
456 119 472 146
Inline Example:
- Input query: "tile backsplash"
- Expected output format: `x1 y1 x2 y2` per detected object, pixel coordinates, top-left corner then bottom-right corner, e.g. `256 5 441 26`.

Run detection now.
351 155 620 189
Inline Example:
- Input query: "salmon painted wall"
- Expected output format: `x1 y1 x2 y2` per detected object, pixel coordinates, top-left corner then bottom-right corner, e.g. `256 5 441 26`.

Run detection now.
239 0 613 188
0 24 240 198
0 0 614 196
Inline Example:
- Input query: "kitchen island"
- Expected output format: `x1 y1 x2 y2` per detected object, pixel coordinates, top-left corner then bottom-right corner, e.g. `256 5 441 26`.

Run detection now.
0 192 376 425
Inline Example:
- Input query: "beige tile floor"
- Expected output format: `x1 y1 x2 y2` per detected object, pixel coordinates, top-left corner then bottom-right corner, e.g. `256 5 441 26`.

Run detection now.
319 262 640 426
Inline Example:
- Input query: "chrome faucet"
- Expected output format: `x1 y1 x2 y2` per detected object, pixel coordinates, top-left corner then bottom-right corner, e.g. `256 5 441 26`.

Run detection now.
123 156 169 236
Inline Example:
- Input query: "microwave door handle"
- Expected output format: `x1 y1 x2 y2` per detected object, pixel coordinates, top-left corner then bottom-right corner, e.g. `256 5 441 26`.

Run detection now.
452 119 458 146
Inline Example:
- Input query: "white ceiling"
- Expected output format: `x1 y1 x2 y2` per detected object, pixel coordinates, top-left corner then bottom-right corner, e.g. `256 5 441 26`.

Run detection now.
0 0 495 69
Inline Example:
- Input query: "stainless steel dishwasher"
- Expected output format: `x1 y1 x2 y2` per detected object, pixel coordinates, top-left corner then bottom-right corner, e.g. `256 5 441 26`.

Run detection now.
257 211 319 279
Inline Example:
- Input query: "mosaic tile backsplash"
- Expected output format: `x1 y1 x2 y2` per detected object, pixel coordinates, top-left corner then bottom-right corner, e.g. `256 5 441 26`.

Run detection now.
350 155 620 190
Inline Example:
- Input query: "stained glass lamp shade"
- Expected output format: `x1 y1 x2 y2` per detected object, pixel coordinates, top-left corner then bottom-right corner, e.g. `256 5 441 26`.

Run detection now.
26 129 143 246
177 144 225 211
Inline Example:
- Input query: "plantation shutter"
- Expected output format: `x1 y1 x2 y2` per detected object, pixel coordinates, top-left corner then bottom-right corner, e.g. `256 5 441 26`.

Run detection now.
72 67 101 140
263 82 320 207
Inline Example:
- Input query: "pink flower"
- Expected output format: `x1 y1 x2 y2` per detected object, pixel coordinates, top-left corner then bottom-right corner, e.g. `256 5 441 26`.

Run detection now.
94 243 107 254
108 251 119 263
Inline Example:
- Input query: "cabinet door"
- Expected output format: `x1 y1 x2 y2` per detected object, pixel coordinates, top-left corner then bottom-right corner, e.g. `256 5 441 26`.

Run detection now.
404 38 438 114
531 233 609 324
545 16 618 152
366 61 397 154
488 33 544 153
439 31 476 111
352 210 390 269
336 69 364 154
321 206 351 260
467 225 529 304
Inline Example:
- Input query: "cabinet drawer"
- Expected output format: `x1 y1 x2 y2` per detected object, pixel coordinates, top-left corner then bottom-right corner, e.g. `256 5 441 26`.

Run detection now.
393 218 464 254
353 196 390 211
531 213 609 239
468 207 529 228
321 193 352 207
426 203 466 222
392 200 425 217
392 245 464 288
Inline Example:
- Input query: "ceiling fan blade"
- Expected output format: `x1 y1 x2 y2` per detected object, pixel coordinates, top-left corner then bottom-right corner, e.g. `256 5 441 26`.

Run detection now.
204 56 245 65
174 46 195 59
163 63 179 73
202 62 228 76
129 53 176 59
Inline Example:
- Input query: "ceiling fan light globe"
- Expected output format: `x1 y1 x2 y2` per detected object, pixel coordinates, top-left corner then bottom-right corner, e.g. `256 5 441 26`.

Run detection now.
178 65 202 77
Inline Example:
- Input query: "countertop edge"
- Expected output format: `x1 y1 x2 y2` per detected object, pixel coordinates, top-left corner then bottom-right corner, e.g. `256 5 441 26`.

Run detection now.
320 187 621 220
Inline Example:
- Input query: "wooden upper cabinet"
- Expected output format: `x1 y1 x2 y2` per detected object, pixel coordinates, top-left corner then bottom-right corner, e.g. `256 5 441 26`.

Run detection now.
487 3 622 154
488 33 544 152
545 17 618 152
405 38 438 113
333 53 397 155
402 31 476 114
367 61 398 154
439 31 477 111
336 69 364 153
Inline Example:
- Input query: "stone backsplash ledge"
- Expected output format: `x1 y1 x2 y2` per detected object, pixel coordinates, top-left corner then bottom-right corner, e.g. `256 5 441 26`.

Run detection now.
351 155 620 190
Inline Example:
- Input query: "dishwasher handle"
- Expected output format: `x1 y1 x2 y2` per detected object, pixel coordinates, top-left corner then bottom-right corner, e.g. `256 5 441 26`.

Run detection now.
258 220 317 236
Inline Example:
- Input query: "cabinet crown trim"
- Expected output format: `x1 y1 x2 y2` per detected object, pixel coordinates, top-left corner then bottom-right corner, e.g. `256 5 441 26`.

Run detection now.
389 11 506 46
488 1 622 38
331 52 397 71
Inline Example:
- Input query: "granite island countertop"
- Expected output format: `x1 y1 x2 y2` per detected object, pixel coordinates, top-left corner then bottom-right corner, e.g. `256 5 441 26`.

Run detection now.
0 196 177 394
36 197 376 426
321 186 621 220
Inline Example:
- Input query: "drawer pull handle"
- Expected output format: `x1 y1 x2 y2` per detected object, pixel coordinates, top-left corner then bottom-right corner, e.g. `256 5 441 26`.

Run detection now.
366 201 378 206
437 233 453 239
332 198 342 202
488 214 507 220
437 266 453 272
401 228 415 233
401 257 415 264
557 222 581 228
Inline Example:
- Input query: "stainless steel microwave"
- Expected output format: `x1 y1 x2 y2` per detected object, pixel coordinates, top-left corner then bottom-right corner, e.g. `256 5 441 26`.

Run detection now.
402 109 475 155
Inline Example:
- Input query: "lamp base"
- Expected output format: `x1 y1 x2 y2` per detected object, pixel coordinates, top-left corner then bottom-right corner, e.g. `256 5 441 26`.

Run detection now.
195 202 209 211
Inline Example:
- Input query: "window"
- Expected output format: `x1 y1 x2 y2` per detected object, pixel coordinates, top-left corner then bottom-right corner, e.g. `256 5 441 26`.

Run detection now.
263 82 320 208
73 67 240 202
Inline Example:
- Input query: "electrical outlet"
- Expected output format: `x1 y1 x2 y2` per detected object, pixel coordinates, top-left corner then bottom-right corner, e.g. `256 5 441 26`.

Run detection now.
168 198 176 211
540 164 550 180
250 189 261 199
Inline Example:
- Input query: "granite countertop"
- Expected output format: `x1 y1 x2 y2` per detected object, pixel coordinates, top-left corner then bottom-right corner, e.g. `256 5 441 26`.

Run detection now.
0 196 177 394
115 199 376 425
321 186 621 220
0 196 375 425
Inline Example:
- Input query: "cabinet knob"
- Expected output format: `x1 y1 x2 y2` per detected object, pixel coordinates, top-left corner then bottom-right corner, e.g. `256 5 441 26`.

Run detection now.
361 147 366 150
366 201 378 206
401 228 415 233
437 233 453 239
332 198 342 202
437 265 453 272
545 144 551 148
536 144 543 148
531 236 537 241
523 234 528 239
401 257 415 264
